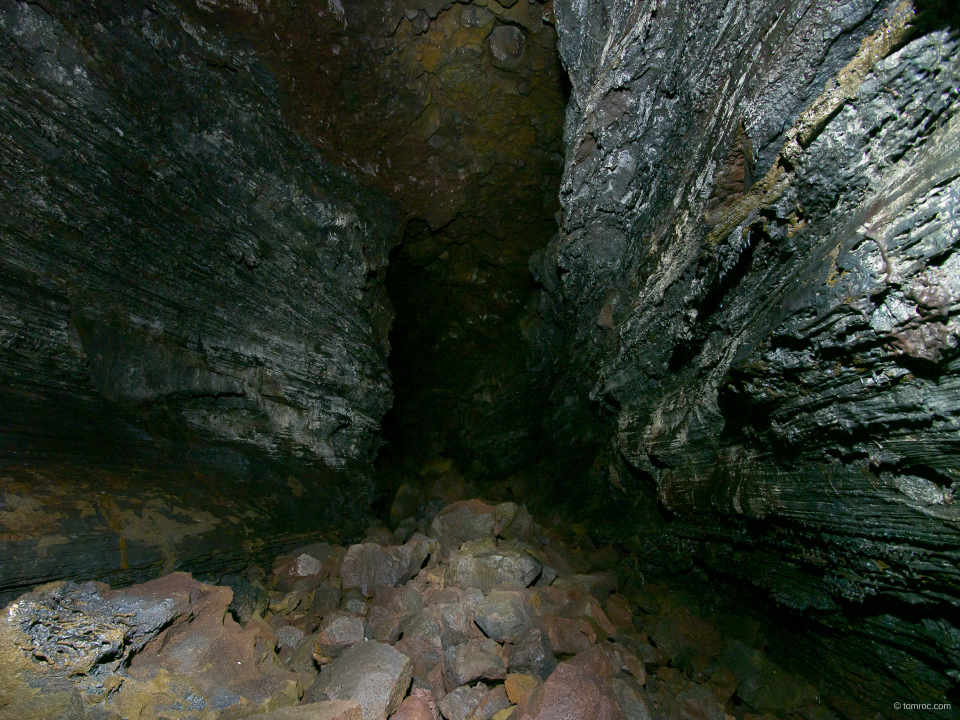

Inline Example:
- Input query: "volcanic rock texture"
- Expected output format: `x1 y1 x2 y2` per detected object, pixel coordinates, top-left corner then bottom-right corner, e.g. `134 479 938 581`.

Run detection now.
183 0 568 473
531 0 960 714
0 0 398 600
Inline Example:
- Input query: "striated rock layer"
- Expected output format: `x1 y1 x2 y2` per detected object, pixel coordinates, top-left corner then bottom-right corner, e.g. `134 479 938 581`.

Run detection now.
0 0 399 601
178 0 568 474
536 0 960 714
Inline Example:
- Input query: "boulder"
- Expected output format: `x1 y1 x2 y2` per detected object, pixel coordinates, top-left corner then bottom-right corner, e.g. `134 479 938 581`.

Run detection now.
308 641 413 720
258 700 363 720
495 503 535 543
470 685 512 720
272 544 335 593
315 612 365 661
437 683 489 720
395 635 446 702
474 590 537 643
543 614 596 655
670 683 726 720
648 608 723 675
342 588 371 615
373 585 424 620
515 649 626 720
342 544 403 597
117 576 302 718
444 638 507 687
722 640 819 714
488 25 525 72
342 539 436 597
391 484 422 528
446 542 541 593
604 595 637 634
611 678 653 720
562 596 616 640
504 673 541 704
389 687 439 720
394 534 436 584
506 627 556 679
431 500 497 549
367 605 403 644
311 582 343 619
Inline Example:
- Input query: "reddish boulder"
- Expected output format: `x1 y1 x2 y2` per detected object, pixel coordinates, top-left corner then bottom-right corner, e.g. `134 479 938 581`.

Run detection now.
515 658 627 720
543 614 596 655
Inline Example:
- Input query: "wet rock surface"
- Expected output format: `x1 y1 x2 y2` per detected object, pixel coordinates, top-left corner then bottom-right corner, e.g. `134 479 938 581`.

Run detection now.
1 499 851 720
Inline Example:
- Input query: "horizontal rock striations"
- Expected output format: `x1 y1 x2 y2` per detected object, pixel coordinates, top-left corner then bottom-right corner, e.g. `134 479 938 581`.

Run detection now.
180 0 568 475
0 0 398 599
538 0 960 713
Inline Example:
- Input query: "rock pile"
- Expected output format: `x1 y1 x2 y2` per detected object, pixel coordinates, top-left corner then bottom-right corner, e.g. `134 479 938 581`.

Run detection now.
0 499 838 720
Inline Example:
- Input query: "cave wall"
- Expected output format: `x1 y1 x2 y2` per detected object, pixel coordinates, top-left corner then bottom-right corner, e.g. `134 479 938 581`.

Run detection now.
180 0 568 476
0 0 398 601
536 0 960 713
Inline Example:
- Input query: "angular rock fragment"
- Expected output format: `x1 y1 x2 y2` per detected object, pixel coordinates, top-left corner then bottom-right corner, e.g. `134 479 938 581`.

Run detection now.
561 595 616 640
395 635 446 702
722 640 819 714
504 673 541 704
342 544 404 597
5 575 193 678
611 678 653 720
474 590 537 643
431 500 498 550
312 582 344 619
670 683 726 720
446 541 541 593
471 685 512 720
258 700 363 720
374 585 425 619
119 576 302 717
342 588 371 614
278 624 307 649
444 638 507 687
604 595 637 634
315 612 365 661
308 641 413 720
342 538 436 597
437 683 489 720
389 687 439 720
552 573 617 602
495 503 535 542
395 534 437 584
273 544 335 593
516 648 626 720
506 627 557 679
543 614 596 655
367 605 403 644
649 608 723 675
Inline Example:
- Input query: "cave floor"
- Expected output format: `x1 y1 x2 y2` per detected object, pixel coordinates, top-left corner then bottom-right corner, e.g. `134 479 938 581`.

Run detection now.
1 496 852 720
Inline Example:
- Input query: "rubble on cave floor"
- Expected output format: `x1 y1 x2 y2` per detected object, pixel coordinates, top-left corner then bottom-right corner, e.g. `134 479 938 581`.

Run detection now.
1 498 836 720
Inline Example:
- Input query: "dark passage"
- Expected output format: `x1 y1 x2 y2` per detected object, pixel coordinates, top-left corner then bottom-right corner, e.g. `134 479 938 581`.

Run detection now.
0 1 958 719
